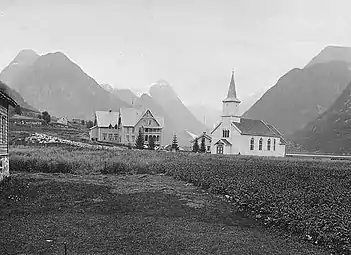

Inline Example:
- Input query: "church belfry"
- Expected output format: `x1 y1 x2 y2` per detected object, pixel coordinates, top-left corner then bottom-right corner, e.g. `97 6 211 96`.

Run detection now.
222 70 241 121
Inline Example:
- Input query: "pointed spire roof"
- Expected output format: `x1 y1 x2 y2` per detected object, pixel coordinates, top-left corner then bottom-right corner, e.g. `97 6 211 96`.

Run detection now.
223 70 241 103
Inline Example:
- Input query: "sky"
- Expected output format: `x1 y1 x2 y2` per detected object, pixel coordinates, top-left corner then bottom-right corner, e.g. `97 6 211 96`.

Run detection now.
1 0 351 109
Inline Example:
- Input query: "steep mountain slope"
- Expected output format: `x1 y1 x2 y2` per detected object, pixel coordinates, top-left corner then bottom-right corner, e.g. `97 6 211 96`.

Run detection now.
3 52 130 119
100 84 136 105
0 81 36 111
0 49 40 87
306 46 351 68
188 104 221 129
149 80 207 136
244 61 351 135
292 80 351 154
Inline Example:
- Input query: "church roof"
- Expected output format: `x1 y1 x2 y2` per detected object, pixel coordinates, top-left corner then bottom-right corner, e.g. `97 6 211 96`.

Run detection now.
232 118 279 137
223 70 241 103
95 110 119 127
267 124 287 145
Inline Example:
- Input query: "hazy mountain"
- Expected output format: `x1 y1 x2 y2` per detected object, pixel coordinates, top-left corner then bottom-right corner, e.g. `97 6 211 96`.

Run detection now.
150 80 207 136
188 104 221 129
2 51 130 119
100 84 136 105
306 46 351 68
244 61 351 135
0 49 39 86
292 80 351 154
0 80 37 111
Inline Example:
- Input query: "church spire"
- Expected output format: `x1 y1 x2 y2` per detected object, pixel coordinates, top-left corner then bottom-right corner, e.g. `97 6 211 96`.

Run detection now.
223 70 240 103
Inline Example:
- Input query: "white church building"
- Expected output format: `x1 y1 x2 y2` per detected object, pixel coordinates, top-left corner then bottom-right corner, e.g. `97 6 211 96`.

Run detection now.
210 71 286 157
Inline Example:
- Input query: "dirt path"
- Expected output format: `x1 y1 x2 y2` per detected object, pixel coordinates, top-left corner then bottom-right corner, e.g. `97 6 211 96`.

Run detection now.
3 172 328 255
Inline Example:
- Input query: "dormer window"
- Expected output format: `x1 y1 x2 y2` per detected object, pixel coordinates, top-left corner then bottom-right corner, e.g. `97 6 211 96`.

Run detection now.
222 129 230 138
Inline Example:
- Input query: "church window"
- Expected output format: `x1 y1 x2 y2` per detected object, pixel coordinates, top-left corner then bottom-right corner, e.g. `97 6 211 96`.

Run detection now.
267 139 271 151
273 139 276 151
259 138 263 151
250 138 254 150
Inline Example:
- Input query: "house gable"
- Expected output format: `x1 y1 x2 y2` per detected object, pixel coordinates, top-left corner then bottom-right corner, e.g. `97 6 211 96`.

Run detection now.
135 109 160 128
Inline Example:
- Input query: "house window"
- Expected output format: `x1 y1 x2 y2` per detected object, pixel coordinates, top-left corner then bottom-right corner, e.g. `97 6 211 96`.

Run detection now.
131 135 135 142
103 133 107 140
145 135 148 141
114 134 118 140
148 119 152 125
217 145 224 154
267 139 271 151
156 135 160 142
126 135 129 142
222 129 229 138
207 146 210 152
132 127 135 132
273 139 276 151
145 128 149 133
108 134 113 140
250 137 254 150
259 138 263 151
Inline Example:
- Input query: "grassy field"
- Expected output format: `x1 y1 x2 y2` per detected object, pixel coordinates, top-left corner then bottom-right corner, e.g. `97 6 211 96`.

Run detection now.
0 173 328 255
5 145 351 254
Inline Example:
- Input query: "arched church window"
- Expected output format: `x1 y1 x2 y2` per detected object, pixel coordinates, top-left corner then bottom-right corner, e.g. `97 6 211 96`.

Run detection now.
267 139 271 151
259 138 263 151
222 129 230 138
250 138 254 150
273 139 276 151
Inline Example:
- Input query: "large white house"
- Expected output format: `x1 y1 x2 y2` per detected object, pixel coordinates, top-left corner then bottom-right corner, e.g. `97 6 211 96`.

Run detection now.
210 71 286 157
89 108 164 146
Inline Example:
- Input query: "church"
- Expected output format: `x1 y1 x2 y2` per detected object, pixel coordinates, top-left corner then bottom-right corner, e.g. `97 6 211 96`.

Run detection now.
210 71 286 157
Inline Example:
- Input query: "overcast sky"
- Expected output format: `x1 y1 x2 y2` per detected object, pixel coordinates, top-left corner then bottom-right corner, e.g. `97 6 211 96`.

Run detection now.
1 0 351 109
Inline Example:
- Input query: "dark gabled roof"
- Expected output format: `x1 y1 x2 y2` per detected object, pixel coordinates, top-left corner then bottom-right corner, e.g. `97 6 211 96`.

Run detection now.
190 132 212 143
0 90 18 107
232 118 278 137
214 138 232 146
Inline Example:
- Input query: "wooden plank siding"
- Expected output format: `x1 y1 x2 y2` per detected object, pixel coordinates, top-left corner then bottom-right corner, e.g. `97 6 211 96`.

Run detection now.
0 104 8 156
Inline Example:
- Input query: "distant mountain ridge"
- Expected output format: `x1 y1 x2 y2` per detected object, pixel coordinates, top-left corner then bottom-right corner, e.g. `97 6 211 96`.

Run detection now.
0 50 130 120
244 46 351 136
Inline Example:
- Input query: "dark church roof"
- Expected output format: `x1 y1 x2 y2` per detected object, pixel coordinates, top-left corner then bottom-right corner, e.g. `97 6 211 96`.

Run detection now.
232 118 287 144
233 118 278 137
222 70 241 103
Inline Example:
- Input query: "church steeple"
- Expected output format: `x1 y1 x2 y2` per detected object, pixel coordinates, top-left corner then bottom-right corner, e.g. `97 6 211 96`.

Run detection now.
222 70 241 121
223 70 241 103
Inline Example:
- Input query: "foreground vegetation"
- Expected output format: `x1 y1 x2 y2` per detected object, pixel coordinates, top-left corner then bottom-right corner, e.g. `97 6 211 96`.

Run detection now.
9 145 351 254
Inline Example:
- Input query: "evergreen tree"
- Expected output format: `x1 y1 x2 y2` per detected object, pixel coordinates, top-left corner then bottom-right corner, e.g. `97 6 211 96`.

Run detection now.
200 137 206 153
171 134 179 151
86 120 94 128
14 105 22 115
41 111 51 124
135 128 144 149
148 136 156 150
192 138 199 152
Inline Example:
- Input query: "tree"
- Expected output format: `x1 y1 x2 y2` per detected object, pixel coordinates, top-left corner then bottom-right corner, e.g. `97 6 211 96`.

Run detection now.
41 111 51 124
14 105 22 115
200 137 206 153
135 128 144 149
192 138 199 152
148 136 156 150
171 134 179 151
86 120 94 128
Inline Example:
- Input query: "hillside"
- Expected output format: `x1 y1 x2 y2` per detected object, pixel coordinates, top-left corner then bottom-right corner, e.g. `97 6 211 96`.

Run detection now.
1 52 130 119
150 80 207 136
0 81 36 111
244 61 351 135
306 46 351 68
292 80 351 154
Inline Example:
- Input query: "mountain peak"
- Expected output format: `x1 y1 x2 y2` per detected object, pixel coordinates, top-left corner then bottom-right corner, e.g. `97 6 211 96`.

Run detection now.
12 49 39 65
306 45 351 68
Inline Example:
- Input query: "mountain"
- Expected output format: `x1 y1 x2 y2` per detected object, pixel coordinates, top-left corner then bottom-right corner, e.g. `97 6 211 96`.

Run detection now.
244 60 351 136
292 80 351 154
149 80 207 136
100 84 136 105
0 80 36 111
1 51 130 119
306 46 351 68
188 104 221 129
0 49 40 87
